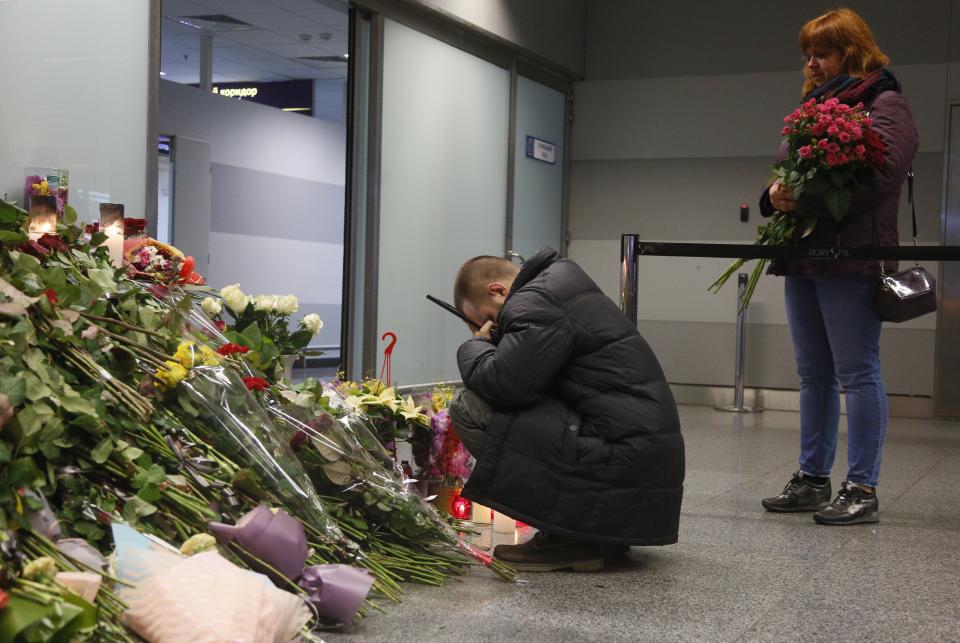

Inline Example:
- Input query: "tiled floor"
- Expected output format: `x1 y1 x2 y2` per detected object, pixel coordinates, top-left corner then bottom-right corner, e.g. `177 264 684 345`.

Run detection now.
328 405 960 642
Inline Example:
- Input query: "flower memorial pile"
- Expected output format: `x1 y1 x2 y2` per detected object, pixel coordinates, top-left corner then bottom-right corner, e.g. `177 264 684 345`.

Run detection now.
201 285 323 382
710 96 887 309
0 197 514 640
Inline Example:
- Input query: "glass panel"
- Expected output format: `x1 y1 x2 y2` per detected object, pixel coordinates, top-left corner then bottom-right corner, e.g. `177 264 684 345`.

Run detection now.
512 76 565 259
378 19 509 386
0 0 149 220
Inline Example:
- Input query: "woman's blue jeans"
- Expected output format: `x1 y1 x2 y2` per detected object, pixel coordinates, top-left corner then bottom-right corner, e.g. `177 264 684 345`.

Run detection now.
784 275 888 488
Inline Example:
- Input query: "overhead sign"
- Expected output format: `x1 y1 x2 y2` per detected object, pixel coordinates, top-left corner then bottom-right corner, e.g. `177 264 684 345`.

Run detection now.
192 79 313 115
525 135 557 164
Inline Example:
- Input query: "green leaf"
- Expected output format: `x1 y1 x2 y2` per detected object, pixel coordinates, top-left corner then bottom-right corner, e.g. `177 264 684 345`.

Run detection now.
137 483 162 503
14 405 45 440
91 438 114 464
123 446 144 461
89 231 107 247
0 200 22 224
240 321 262 345
59 395 97 417
86 268 117 294
0 442 11 464
6 456 44 487
63 205 78 225
0 230 26 244
0 375 26 406
122 496 157 522
824 188 853 223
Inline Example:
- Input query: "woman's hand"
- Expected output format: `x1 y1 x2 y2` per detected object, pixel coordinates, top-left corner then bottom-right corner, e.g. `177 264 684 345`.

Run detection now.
769 179 798 212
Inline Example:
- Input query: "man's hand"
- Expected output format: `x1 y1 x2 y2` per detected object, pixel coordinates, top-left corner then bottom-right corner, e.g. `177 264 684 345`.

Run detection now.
472 320 496 341
0 393 14 429
770 179 797 212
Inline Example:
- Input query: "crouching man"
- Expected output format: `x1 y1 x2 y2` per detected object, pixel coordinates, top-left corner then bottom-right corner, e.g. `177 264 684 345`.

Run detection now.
450 248 685 572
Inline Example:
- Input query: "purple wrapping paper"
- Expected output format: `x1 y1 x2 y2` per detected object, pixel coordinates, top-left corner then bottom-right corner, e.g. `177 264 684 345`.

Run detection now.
300 564 374 625
209 505 374 624
209 505 308 581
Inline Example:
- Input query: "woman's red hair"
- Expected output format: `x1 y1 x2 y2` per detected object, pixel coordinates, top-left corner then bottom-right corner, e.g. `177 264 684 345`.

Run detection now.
799 8 890 95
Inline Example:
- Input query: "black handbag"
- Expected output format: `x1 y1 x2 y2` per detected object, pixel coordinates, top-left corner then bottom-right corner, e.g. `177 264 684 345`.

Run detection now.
876 170 938 322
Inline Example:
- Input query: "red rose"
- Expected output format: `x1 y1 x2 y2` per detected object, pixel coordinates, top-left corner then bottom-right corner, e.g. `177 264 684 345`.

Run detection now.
19 239 50 258
289 429 308 451
0 588 8 609
43 289 58 305
38 234 68 253
242 377 269 392
217 343 249 356
214 320 226 332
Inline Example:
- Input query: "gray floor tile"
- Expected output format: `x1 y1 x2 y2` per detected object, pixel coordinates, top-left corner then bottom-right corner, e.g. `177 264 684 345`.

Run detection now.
326 405 960 642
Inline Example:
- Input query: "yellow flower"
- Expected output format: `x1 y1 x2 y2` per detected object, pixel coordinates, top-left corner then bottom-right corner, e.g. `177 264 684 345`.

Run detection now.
155 360 189 390
172 341 197 368
23 556 57 579
32 180 50 196
198 344 223 367
369 387 400 412
180 533 217 556
399 395 429 426
431 384 455 412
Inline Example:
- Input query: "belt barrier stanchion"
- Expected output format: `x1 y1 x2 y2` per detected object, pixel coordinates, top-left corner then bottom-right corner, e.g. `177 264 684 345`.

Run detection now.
620 234 639 324
618 238 960 413
716 273 761 414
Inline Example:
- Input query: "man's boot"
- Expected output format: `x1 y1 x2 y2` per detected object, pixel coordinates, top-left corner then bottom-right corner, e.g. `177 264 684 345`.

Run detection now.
493 532 607 572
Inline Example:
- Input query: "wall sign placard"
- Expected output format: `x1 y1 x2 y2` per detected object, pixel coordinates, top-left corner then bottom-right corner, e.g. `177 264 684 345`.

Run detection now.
525 135 557 164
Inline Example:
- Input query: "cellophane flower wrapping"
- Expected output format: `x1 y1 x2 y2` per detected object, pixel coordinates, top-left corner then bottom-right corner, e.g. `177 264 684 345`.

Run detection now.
120 548 310 643
171 365 352 553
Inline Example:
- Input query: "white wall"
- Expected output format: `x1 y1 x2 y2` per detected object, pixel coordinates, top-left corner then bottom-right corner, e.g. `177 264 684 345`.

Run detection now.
570 0 956 396
409 0 586 76
0 0 148 221
159 80 346 347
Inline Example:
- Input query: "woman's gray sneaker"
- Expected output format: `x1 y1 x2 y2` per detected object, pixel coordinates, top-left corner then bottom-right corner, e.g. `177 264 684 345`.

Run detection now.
813 481 879 525
761 471 832 512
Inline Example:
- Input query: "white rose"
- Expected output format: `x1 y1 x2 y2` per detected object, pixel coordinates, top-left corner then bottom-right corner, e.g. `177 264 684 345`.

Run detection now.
302 313 323 335
254 294 278 312
223 287 251 314
201 296 222 317
277 294 299 315
219 283 240 299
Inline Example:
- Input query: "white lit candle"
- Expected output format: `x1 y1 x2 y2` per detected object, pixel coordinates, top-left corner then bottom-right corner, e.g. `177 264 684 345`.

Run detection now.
471 502 493 524
99 203 125 266
104 223 124 266
493 511 515 535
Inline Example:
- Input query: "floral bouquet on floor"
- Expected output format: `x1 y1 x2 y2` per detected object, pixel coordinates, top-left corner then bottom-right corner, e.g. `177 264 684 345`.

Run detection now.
123 237 204 285
275 379 517 582
200 284 324 382
710 96 887 310
410 386 474 488
330 378 430 454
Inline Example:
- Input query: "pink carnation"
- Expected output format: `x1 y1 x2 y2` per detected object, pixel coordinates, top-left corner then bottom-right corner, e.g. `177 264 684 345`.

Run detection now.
817 139 830 150
838 132 851 143
798 145 813 159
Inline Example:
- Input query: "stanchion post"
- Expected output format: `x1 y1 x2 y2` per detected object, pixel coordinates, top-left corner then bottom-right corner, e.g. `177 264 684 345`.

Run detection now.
717 272 762 413
620 234 639 325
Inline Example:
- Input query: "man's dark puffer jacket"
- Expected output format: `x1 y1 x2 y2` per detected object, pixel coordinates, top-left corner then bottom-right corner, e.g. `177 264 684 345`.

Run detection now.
458 249 685 545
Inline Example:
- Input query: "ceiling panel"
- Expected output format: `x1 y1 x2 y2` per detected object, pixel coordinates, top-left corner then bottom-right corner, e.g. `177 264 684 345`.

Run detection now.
187 0 278 13
216 29 295 46
229 10 320 29
161 0 348 84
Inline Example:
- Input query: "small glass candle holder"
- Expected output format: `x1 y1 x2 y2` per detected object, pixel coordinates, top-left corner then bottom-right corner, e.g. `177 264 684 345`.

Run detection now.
99 203 125 266
28 194 58 240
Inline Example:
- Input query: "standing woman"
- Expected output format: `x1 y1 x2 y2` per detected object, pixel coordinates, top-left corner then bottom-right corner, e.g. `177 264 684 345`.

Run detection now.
759 8 918 524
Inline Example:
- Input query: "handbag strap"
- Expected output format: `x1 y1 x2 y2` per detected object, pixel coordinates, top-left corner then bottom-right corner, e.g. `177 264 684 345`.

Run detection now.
881 168 919 278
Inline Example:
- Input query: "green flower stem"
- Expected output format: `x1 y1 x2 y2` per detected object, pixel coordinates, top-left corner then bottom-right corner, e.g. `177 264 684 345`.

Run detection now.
80 311 169 340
